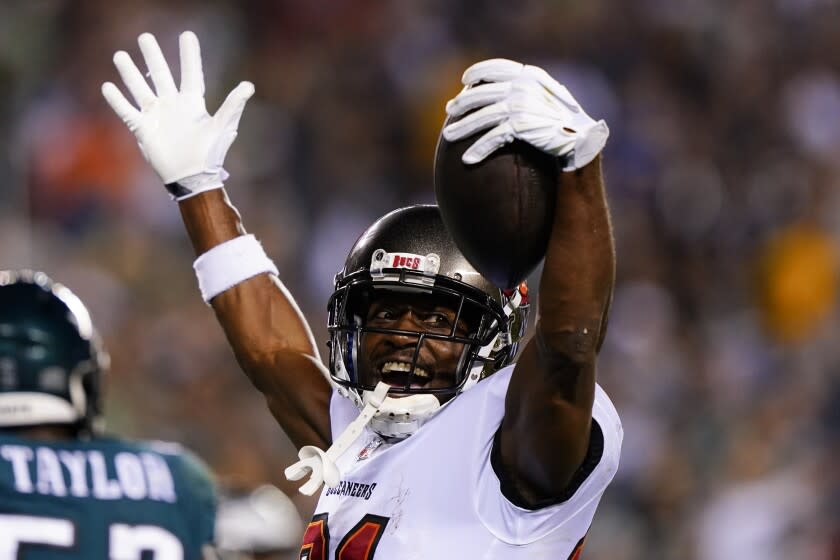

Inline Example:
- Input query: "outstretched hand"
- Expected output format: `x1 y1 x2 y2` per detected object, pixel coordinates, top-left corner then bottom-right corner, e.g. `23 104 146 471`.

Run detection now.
102 31 254 199
443 59 608 171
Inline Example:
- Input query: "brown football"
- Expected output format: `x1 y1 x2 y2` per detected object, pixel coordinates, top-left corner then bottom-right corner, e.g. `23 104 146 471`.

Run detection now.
433 116 558 289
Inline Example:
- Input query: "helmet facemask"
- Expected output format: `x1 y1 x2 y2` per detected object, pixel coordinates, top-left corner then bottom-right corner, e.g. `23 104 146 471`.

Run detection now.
328 252 526 439
330 275 503 390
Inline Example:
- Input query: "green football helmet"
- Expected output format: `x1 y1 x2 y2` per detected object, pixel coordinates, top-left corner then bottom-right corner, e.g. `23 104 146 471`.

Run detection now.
0 270 109 436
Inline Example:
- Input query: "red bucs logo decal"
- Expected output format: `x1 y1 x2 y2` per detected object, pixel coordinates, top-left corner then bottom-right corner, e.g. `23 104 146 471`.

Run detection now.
390 254 422 269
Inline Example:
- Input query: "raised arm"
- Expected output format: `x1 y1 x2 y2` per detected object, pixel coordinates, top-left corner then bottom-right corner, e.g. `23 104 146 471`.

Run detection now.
179 191 332 449
443 60 614 506
502 155 612 504
102 31 331 449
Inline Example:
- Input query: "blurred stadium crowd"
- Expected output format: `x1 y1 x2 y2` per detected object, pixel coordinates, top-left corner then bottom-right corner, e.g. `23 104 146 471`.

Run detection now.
1 0 839 558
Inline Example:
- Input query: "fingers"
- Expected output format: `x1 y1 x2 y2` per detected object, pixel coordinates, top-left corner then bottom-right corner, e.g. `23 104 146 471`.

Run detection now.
461 58 524 86
445 82 510 118
522 65 580 111
179 31 204 95
461 122 515 165
114 32 206 99
101 82 141 129
215 81 255 131
113 51 156 109
138 32 177 97
442 101 508 142
460 59 580 112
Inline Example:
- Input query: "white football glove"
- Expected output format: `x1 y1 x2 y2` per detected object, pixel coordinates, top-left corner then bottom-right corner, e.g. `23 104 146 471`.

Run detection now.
442 58 608 170
102 31 254 200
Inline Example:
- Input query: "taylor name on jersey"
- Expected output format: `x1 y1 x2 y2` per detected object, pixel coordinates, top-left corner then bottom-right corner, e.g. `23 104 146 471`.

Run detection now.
0 434 215 560
1 443 177 502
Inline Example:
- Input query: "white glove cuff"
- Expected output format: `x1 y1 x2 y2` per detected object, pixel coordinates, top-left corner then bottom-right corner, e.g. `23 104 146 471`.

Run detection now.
564 119 609 172
166 170 229 201
193 235 278 303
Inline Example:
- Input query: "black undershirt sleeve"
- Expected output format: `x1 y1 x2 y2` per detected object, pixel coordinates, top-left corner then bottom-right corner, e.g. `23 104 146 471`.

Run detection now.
490 419 605 510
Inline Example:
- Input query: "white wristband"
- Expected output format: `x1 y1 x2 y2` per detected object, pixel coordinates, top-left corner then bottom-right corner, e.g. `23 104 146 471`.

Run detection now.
193 235 278 302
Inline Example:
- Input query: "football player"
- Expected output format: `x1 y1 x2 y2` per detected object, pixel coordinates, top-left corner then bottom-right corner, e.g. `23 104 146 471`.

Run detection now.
0 270 216 559
103 31 621 558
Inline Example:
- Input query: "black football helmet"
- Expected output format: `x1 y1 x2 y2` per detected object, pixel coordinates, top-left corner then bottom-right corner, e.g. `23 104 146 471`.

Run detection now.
0 270 108 436
327 205 529 423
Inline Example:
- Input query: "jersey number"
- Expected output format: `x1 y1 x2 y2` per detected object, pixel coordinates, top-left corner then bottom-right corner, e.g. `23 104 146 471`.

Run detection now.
0 514 183 559
567 534 587 560
300 513 389 560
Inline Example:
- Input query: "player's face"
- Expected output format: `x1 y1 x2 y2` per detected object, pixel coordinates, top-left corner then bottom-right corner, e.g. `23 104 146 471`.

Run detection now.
357 291 474 402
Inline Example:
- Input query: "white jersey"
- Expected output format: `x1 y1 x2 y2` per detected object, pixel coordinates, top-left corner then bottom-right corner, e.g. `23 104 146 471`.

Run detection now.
304 365 622 559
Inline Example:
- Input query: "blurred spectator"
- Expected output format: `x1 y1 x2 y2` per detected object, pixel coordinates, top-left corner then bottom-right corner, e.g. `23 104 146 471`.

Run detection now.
216 485 304 560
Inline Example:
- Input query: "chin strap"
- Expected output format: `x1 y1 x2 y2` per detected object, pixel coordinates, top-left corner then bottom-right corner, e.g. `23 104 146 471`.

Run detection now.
284 382 390 496
368 393 441 440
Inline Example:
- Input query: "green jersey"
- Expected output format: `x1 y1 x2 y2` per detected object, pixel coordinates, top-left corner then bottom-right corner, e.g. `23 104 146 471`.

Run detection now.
0 433 216 559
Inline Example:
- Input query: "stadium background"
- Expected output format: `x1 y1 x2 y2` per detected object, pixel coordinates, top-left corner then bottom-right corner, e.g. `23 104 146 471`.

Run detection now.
0 0 838 557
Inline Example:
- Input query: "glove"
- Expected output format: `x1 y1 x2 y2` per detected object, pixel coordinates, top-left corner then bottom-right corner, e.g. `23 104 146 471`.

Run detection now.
102 31 254 200
442 58 608 171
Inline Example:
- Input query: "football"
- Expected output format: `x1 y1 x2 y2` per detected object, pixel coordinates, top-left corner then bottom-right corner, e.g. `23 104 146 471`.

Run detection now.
433 116 558 289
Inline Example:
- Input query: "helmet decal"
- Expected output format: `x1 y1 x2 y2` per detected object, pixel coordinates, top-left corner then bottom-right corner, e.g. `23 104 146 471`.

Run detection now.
370 250 441 279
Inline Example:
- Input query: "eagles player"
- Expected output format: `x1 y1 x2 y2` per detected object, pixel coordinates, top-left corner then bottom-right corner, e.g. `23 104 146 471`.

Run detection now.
103 32 621 558
0 270 216 559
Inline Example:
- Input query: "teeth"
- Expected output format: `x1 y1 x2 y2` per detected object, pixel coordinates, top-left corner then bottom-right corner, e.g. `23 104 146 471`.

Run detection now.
382 361 429 379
